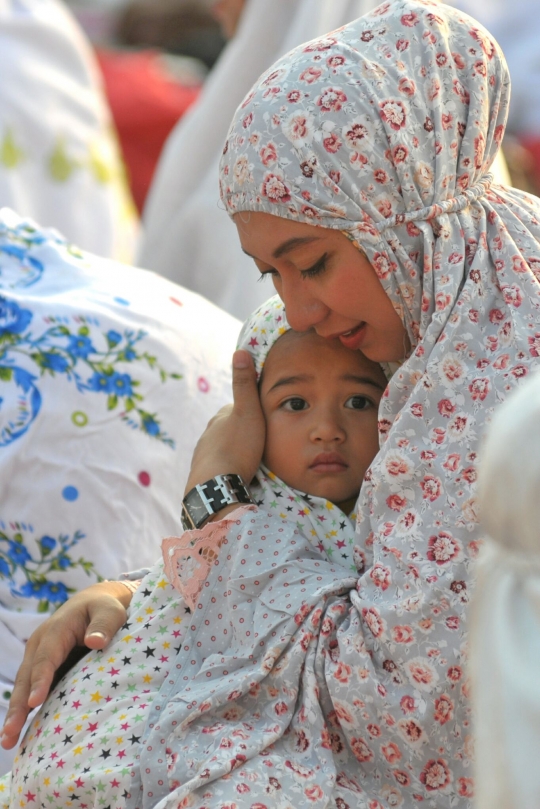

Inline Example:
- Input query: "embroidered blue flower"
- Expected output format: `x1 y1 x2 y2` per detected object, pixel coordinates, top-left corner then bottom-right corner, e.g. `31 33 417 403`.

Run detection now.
39 535 57 552
0 527 102 613
109 372 133 397
41 352 70 373
142 414 160 436
56 554 71 570
42 581 70 603
0 297 32 336
67 334 96 359
7 541 31 565
13 366 38 392
87 370 111 392
16 581 46 599
106 330 122 347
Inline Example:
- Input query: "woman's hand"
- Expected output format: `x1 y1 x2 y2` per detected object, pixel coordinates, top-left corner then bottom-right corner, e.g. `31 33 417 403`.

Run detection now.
185 350 265 494
1 581 133 750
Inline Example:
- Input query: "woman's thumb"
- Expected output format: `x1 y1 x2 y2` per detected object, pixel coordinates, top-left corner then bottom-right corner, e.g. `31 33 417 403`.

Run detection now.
231 350 259 416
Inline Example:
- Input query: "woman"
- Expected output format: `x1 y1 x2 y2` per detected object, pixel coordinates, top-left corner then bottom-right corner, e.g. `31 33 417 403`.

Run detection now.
4 0 540 806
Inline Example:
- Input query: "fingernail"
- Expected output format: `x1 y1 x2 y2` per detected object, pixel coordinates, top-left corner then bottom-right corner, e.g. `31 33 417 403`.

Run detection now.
233 351 249 369
86 631 106 641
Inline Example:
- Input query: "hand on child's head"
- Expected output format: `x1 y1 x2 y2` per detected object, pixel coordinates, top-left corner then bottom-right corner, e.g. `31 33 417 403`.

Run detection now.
259 329 387 511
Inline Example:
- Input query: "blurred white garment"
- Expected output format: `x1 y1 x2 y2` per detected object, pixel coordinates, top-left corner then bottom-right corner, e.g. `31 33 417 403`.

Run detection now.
139 0 380 320
447 0 540 137
0 0 138 262
471 372 540 809
0 208 240 772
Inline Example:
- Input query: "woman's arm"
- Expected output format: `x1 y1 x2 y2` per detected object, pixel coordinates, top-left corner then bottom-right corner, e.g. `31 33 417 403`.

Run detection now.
1 580 133 749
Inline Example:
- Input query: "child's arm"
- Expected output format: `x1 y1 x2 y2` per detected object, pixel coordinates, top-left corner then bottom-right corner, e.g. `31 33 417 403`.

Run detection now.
1 580 132 750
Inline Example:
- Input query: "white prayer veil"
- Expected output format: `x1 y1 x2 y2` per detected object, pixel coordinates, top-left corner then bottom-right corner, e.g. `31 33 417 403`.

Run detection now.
138 0 380 319
471 371 540 809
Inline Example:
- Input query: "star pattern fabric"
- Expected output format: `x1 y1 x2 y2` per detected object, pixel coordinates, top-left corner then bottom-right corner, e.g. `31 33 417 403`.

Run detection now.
2 566 187 809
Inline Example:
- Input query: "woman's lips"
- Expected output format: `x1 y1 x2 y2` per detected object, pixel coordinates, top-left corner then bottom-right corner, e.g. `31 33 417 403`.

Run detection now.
338 322 367 350
309 452 348 473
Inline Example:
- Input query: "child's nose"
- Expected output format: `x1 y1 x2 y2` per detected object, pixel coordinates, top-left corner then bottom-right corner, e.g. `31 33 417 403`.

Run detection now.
311 415 346 443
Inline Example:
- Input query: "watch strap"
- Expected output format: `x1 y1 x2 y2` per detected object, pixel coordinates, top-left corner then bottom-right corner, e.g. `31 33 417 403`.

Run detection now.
181 474 254 531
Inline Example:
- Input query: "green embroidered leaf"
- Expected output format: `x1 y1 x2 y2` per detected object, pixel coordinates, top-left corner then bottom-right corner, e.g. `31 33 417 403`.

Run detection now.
78 326 90 337
48 140 78 182
0 128 25 168
0 366 13 382
107 394 118 411
124 397 135 412
37 600 50 613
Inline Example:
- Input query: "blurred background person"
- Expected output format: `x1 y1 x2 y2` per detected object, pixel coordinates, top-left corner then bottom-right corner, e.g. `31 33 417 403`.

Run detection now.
0 0 138 262
472 371 540 809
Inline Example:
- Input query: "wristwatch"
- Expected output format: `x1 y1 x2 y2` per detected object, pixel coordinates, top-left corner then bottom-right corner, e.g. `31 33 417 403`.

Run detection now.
181 474 254 531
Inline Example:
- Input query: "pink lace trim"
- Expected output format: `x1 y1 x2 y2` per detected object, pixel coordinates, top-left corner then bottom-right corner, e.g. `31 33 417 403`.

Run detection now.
162 505 257 610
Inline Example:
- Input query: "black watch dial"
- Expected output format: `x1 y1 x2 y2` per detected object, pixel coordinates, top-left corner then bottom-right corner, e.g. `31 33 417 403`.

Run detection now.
184 487 211 527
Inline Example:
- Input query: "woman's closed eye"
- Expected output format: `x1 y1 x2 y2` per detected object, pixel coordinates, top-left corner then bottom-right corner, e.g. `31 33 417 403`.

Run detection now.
257 269 276 283
300 254 328 280
345 394 373 411
281 397 309 411
256 253 329 282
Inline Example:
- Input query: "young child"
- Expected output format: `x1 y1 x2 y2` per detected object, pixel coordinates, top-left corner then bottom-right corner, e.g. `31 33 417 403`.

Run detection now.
162 295 388 607
5 296 388 806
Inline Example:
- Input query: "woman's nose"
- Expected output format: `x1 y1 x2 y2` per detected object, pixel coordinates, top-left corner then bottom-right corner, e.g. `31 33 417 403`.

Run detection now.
274 275 327 332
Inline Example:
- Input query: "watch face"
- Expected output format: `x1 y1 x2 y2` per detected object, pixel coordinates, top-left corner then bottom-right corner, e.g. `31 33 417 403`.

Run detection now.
185 487 211 527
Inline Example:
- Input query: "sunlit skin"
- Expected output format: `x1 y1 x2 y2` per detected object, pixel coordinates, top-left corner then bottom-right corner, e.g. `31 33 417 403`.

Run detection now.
260 329 388 512
235 212 410 363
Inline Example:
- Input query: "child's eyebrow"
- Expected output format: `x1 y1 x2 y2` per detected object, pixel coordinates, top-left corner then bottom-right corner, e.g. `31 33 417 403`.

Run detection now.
267 373 386 394
342 373 387 391
267 374 313 393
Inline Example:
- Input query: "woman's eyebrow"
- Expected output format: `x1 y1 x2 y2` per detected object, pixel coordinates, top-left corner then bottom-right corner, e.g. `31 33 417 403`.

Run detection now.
241 236 321 260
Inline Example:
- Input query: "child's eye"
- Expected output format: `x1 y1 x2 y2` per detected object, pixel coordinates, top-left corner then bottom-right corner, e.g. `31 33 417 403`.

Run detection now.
345 395 372 411
282 397 308 411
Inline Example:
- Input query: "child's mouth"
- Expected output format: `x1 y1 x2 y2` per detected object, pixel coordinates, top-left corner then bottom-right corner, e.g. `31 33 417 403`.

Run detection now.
309 452 348 473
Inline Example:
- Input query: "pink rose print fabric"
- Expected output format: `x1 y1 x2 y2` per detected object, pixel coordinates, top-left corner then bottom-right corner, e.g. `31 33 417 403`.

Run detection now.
6 0 540 807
